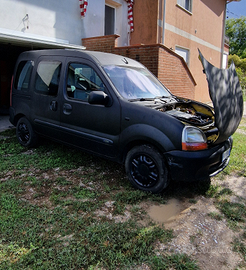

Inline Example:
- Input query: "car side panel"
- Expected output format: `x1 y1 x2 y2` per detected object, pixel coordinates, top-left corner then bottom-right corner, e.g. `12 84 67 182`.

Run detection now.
119 101 184 153
59 57 121 158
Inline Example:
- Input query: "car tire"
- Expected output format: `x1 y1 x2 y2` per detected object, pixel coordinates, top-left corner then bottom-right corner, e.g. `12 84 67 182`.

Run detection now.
16 117 38 147
125 145 168 193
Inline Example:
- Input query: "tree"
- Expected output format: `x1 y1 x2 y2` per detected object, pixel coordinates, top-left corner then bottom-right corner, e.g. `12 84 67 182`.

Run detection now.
228 55 246 90
226 16 246 58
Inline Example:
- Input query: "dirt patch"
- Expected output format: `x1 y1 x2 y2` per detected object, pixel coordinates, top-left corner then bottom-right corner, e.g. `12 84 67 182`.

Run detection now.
144 176 245 270
2 165 245 269
147 198 185 223
215 174 246 200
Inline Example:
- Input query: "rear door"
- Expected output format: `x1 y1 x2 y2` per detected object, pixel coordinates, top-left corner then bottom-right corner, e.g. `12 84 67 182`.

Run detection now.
59 58 121 158
32 56 63 138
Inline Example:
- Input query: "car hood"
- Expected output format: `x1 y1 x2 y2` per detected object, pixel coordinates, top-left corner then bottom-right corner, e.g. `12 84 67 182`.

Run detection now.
199 50 244 144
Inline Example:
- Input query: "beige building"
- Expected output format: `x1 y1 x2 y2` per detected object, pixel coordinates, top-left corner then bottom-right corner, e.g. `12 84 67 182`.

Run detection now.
130 0 231 102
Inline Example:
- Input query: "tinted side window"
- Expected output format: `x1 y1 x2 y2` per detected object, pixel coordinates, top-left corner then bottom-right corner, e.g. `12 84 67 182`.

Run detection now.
14 61 33 91
35 61 62 96
67 63 105 102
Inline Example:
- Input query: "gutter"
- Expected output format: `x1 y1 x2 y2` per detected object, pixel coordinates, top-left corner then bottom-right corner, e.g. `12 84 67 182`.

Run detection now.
220 1 227 68
162 0 166 44
0 28 85 50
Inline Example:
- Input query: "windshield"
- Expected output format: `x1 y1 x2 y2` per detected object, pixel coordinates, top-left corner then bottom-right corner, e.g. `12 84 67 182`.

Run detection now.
103 65 171 100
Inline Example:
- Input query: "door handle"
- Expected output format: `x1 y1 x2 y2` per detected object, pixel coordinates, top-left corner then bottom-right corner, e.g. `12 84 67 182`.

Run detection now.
63 103 72 115
50 100 57 111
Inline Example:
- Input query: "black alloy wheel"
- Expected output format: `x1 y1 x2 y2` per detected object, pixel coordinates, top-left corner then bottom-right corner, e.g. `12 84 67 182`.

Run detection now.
16 117 38 147
130 154 158 188
125 145 168 193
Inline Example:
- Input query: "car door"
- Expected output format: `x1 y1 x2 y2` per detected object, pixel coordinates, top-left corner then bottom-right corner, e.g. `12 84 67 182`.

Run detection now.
59 58 121 158
31 56 63 139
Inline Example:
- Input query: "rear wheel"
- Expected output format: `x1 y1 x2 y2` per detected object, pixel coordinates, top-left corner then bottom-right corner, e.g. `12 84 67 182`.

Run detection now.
125 145 168 193
16 117 38 147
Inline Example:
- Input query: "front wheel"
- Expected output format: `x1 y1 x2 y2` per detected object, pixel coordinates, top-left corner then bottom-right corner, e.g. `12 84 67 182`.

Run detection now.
125 145 168 193
16 117 38 147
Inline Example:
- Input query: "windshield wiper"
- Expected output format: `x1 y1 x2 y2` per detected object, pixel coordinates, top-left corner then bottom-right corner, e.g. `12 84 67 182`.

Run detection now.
155 95 171 99
129 97 155 102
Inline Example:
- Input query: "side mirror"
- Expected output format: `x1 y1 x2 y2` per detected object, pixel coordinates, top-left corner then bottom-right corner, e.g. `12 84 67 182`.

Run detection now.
88 91 111 106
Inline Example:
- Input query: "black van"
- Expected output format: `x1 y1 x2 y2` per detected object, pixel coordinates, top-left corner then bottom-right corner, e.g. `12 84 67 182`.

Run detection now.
9 49 243 193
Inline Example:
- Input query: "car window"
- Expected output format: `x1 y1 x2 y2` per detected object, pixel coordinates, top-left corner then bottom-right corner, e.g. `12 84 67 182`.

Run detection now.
66 63 105 102
14 61 33 91
35 61 62 96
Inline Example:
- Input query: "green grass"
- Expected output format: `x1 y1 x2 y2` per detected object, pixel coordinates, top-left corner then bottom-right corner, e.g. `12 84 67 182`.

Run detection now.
0 129 199 269
1 116 246 269
222 118 246 176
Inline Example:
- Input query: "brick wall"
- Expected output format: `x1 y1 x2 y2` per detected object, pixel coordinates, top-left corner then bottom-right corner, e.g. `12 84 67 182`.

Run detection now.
82 35 196 99
82 35 120 53
158 47 196 99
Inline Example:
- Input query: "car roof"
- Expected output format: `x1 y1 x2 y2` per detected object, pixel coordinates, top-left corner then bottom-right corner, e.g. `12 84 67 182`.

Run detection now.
18 49 145 68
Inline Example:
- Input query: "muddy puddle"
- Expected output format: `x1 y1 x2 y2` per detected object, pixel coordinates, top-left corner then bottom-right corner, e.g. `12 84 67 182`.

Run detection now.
147 198 186 224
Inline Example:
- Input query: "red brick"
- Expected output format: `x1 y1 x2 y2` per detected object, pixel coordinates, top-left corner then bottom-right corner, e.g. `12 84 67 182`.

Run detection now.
82 36 196 99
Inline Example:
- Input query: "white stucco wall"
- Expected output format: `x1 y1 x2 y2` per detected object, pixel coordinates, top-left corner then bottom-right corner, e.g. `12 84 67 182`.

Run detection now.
0 0 129 47
82 0 129 46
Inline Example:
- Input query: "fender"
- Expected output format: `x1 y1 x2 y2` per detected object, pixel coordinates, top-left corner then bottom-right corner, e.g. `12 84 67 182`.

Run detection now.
119 123 181 155
12 98 31 125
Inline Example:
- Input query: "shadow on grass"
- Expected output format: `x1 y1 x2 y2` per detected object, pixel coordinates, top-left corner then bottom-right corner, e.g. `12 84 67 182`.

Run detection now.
161 178 211 200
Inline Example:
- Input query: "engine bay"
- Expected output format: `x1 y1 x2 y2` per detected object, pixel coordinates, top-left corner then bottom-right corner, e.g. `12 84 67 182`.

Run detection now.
156 100 220 143
157 101 213 126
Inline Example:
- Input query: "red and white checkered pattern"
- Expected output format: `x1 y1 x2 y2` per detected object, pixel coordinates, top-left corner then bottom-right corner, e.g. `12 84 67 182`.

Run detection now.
79 0 88 18
125 0 134 32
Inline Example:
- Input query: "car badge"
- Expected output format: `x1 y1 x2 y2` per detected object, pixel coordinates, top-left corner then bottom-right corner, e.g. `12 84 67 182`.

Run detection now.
122 58 128 64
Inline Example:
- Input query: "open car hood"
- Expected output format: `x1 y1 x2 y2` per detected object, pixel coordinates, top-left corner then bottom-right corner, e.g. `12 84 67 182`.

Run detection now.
199 50 244 144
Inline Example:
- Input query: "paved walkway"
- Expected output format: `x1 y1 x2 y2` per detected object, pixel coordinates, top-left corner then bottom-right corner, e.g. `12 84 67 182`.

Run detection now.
0 115 14 132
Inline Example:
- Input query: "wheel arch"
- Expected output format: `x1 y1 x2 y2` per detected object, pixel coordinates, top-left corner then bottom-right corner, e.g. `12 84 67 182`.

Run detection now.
119 124 178 163
13 113 26 126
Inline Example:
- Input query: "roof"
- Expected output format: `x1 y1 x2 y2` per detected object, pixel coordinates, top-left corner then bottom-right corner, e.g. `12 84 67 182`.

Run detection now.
19 49 145 68
0 28 85 50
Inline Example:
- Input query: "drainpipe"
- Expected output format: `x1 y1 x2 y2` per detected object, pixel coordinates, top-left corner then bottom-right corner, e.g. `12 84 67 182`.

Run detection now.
221 1 227 68
162 0 166 45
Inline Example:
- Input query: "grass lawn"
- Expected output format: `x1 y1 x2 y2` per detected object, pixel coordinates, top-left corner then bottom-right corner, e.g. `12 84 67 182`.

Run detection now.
0 129 198 269
0 117 246 269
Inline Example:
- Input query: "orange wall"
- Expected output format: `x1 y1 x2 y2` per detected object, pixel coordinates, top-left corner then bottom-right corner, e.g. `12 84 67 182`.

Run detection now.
163 0 226 102
130 0 159 45
130 0 227 103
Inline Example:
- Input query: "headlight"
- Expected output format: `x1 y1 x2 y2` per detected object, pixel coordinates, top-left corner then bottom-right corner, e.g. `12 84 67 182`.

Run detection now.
182 126 207 151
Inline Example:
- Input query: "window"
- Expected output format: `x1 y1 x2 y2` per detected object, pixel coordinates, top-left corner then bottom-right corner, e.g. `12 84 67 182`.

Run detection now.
67 63 105 102
14 61 33 91
35 61 61 96
177 0 192 12
222 53 228 69
105 5 115 35
175 46 189 66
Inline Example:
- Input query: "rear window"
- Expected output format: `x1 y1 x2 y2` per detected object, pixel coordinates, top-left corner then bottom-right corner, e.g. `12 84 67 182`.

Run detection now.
14 61 33 91
35 61 62 96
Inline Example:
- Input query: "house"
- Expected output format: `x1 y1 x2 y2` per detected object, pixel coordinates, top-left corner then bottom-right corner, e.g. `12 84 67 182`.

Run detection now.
82 0 233 103
0 0 237 113
131 0 231 102
0 0 86 113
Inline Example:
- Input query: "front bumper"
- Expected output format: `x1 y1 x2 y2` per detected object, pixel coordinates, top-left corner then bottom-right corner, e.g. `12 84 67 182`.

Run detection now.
164 137 232 182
